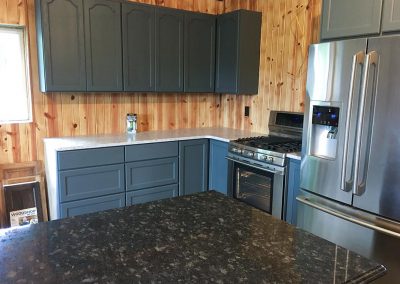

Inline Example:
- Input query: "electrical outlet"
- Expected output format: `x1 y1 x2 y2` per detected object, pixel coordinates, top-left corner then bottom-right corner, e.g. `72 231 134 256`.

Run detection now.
244 106 250 117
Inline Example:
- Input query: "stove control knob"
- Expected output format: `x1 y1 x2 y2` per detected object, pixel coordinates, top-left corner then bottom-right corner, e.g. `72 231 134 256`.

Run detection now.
264 156 274 163
232 147 242 154
246 151 254 158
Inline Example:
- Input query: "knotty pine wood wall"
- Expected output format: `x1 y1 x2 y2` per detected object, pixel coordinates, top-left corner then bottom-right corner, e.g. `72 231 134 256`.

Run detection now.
0 0 321 165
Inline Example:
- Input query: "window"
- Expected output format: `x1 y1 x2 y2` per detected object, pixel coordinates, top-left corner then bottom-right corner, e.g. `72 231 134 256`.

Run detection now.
0 26 32 123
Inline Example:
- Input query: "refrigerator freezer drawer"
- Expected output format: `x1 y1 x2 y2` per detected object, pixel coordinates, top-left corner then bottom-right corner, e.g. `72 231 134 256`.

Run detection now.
297 195 400 239
297 190 400 283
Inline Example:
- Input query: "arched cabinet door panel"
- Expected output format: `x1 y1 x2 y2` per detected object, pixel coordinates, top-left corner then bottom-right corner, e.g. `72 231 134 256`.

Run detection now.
84 0 122 91
122 2 155 92
36 0 86 92
184 12 216 93
155 7 184 92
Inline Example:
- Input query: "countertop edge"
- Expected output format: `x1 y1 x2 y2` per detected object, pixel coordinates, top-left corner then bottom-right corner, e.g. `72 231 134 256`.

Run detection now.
43 128 267 152
287 153 301 160
347 264 387 283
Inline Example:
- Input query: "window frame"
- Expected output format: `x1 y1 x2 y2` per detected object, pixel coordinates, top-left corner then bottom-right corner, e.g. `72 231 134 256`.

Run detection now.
0 24 32 124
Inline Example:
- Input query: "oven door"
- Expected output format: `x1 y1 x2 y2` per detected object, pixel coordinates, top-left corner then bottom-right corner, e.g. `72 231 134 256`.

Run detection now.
227 158 285 219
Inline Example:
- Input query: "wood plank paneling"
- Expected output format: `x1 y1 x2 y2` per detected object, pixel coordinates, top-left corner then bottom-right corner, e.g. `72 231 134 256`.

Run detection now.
220 0 321 133
0 0 321 166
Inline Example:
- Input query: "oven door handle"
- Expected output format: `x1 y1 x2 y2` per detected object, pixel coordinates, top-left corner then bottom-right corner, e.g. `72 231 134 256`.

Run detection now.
225 157 284 175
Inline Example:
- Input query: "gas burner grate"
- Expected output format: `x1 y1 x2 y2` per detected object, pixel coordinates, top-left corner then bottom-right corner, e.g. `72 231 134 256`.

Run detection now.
233 136 302 153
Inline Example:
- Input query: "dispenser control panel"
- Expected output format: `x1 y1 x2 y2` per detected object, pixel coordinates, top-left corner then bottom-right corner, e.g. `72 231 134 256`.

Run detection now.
312 106 340 127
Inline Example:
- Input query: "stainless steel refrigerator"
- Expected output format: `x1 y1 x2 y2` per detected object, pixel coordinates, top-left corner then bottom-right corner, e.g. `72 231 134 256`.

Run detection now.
297 35 400 282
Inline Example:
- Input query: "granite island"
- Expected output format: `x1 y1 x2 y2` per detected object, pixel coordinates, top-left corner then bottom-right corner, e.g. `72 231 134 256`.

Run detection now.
0 191 385 283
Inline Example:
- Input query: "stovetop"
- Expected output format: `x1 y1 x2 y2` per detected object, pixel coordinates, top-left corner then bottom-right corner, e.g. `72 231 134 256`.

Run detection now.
227 111 304 167
228 135 302 167
234 136 302 153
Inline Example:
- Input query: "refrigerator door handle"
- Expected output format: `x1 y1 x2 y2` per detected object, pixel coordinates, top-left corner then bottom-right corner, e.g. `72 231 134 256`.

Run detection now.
341 51 365 192
297 195 400 239
352 51 378 196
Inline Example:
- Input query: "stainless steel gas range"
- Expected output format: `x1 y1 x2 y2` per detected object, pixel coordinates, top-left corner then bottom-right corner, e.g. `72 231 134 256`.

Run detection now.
227 111 303 220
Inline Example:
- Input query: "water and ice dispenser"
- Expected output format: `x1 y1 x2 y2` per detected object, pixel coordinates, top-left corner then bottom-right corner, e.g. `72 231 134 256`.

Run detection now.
310 106 340 159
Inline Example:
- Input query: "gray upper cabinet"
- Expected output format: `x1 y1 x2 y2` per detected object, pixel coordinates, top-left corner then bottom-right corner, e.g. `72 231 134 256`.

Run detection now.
321 0 383 40
215 10 262 94
184 12 216 93
36 0 86 92
36 1 260 93
179 139 209 196
382 0 400 32
122 2 155 92
84 0 122 91
155 7 184 92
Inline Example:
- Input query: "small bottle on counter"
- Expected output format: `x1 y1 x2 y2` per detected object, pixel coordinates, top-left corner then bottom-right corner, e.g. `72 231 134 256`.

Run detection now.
126 113 137 134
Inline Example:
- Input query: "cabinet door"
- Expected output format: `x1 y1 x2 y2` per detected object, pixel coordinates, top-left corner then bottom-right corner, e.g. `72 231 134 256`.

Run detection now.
155 8 184 92
286 159 300 225
59 164 125 202
237 10 262 94
60 193 125 218
215 12 238 93
37 0 86 91
208 140 228 195
126 184 178 206
125 158 178 191
84 0 122 91
122 2 155 92
179 139 209 196
321 0 383 40
184 12 216 93
382 0 400 32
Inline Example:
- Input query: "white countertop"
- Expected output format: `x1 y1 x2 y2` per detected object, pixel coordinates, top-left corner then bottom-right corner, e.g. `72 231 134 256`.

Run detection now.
43 127 267 151
287 152 301 160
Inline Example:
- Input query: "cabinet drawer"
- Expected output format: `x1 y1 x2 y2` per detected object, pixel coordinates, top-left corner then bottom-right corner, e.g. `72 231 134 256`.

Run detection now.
125 142 178 162
126 157 178 191
60 193 125 218
126 184 178 206
58 147 124 170
59 164 125 202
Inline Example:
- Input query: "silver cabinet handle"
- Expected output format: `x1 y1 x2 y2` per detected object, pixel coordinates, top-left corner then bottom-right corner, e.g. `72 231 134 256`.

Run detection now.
225 157 284 175
341 51 365 192
297 195 400 239
352 51 378 196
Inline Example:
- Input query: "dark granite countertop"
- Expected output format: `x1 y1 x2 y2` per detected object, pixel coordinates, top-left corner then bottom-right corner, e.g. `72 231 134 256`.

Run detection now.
0 191 385 283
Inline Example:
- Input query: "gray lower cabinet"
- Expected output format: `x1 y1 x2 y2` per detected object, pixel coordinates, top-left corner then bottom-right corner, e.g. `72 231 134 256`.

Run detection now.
208 140 228 195
125 142 178 162
184 12 216 93
155 7 184 92
59 164 125 202
126 184 178 206
36 0 86 92
321 0 383 40
58 146 124 170
286 159 300 225
122 2 155 91
125 158 178 191
84 0 122 91
55 146 125 219
382 0 400 32
179 139 209 196
60 193 125 218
